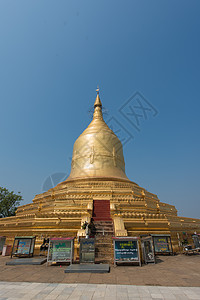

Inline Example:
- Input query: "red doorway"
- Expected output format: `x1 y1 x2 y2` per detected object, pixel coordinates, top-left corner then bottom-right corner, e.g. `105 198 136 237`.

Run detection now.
92 200 112 221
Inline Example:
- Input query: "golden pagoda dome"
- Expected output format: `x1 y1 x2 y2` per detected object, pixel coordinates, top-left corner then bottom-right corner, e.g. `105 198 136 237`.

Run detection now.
67 89 129 181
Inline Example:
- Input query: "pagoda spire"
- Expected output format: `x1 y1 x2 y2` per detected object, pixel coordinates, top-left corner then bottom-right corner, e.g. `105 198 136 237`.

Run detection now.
93 86 103 119
94 86 102 107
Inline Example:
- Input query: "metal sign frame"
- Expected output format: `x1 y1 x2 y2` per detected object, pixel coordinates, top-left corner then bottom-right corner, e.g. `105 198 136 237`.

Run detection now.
113 237 141 267
11 236 36 258
0 236 6 254
151 234 173 255
192 234 200 249
79 238 95 263
47 237 74 266
141 236 156 264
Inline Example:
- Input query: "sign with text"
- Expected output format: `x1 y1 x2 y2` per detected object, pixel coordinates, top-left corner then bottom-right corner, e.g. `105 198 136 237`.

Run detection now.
152 235 173 254
113 237 141 266
17 239 31 255
47 238 74 265
0 237 6 253
11 236 36 258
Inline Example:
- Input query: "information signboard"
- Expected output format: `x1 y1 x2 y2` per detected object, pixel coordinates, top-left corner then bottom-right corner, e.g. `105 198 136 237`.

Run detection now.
11 236 36 258
141 236 155 264
17 239 31 255
113 237 141 266
79 238 95 263
152 234 173 254
47 237 74 265
0 237 6 253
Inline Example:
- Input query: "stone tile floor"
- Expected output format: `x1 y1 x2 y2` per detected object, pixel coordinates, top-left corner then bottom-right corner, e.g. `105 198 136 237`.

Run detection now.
1 255 200 286
0 254 200 299
0 282 200 300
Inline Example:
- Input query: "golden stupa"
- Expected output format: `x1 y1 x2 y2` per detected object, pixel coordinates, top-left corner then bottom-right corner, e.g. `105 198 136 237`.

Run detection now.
0 89 200 260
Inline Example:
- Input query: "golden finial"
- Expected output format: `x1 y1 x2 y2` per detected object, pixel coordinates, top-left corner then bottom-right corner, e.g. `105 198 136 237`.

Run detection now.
94 86 102 108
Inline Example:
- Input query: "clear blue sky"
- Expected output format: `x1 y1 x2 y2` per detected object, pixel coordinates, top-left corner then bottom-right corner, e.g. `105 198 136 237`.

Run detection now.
0 1 200 218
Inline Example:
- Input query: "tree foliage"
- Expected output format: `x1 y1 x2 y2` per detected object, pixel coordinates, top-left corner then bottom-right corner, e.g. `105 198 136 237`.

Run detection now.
0 187 23 218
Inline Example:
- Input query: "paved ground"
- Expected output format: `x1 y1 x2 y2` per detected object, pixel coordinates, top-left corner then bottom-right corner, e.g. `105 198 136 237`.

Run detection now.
0 254 200 299
0 255 200 287
0 282 200 300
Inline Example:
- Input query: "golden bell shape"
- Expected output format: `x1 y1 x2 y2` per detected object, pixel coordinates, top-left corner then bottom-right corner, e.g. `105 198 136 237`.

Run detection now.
67 90 129 181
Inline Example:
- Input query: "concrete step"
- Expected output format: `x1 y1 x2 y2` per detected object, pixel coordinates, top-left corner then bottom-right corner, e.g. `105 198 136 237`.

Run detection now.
94 223 113 227
94 223 113 226
95 253 113 258
95 228 113 232
93 218 112 221
95 229 113 233
95 224 113 227
95 259 113 264
94 221 113 224
95 231 114 235
95 236 113 241
96 243 113 247
95 241 113 246
95 234 113 237
95 249 113 255
95 250 113 255
96 239 113 243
